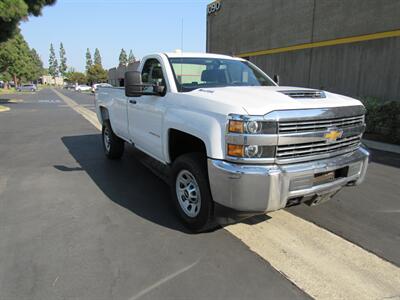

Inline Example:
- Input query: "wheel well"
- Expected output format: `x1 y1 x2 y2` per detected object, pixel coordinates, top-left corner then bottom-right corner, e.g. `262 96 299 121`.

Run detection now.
169 129 207 163
99 106 109 123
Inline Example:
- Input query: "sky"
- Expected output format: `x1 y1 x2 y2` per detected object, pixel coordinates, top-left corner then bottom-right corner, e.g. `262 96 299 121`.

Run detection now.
20 0 209 72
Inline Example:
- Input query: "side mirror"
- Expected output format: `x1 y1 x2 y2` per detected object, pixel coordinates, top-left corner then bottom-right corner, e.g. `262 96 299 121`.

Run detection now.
273 74 280 85
125 71 166 97
125 71 143 97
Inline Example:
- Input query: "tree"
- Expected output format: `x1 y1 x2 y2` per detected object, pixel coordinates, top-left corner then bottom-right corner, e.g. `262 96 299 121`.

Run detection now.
65 71 86 84
85 48 92 73
128 50 136 64
27 48 44 80
59 42 67 76
86 64 107 84
48 43 58 78
94 48 102 67
118 48 127 66
0 32 43 84
0 0 57 42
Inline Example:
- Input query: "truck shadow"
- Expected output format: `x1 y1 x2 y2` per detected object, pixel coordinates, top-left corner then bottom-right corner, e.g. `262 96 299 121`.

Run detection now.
60 134 192 233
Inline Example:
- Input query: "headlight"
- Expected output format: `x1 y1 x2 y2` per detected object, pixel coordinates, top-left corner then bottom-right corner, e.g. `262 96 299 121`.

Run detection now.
244 121 261 134
227 144 275 158
228 119 276 134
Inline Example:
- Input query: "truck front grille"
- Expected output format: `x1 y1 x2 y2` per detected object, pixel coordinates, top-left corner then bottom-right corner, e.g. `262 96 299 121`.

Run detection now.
277 135 362 160
278 115 365 134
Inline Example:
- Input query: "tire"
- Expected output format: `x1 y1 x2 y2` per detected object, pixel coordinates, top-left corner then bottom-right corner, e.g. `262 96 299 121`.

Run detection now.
170 153 215 232
102 120 124 159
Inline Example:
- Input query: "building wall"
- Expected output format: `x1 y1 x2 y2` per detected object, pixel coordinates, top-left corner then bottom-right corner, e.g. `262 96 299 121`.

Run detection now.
207 0 400 101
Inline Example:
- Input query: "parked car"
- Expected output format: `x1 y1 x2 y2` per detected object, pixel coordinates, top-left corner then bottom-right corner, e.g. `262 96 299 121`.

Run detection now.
17 84 37 92
0 81 4 89
92 83 112 93
64 83 76 90
95 52 369 232
75 84 91 92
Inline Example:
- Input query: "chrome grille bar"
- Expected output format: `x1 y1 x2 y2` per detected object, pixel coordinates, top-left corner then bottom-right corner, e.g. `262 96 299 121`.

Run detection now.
279 115 364 133
277 135 362 159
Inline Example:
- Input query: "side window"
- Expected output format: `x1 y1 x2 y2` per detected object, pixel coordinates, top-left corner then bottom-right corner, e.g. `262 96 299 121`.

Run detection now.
141 58 166 93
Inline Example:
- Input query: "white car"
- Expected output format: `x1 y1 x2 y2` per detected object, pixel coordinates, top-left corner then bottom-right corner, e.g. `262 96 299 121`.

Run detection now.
75 84 91 92
95 52 369 231
92 83 112 93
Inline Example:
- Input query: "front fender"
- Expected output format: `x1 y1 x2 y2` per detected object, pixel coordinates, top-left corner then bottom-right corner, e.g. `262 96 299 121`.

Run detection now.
163 108 226 163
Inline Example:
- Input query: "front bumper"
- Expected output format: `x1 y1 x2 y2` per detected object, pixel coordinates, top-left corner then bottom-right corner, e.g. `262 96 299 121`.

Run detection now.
208 147 369 213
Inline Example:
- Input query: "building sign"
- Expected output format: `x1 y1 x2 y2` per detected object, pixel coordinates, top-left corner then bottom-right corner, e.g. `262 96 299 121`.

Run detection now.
207 1 221 15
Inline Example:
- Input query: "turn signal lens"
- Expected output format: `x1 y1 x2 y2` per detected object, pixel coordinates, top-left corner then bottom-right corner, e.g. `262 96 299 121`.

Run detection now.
227 144 244 157
228 120 244 133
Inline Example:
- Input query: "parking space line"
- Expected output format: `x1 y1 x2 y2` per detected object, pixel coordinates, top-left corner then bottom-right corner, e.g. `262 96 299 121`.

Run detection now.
53 87 400 300
0 105 10 112
52 89 101 130
226 210 400 300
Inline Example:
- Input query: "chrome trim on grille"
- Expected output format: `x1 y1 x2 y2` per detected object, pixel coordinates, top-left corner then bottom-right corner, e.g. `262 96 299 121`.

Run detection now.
279 115 365 134
264 106 366 122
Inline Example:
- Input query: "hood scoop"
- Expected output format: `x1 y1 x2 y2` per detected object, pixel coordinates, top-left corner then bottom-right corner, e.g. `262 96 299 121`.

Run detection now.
278 89 326 99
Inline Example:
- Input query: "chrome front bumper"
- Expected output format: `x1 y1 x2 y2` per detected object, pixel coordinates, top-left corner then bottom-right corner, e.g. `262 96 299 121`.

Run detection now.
207 147 369 213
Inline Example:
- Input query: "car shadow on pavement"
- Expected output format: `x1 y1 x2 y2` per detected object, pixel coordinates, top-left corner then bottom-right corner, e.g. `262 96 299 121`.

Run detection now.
60 134 193 234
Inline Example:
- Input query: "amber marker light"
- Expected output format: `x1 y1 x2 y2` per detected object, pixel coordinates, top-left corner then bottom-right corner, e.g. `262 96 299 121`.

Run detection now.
227 144 244 157
228 120 244 133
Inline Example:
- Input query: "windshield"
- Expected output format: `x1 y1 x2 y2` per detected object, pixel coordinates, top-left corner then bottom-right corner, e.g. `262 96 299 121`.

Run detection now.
169 57 275 92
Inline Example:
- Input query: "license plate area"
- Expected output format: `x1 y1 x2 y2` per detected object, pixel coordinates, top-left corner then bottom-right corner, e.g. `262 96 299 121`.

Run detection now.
313 166 349 186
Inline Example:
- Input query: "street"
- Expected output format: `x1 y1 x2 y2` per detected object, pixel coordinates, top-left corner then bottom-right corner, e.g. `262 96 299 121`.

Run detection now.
0 88 399 300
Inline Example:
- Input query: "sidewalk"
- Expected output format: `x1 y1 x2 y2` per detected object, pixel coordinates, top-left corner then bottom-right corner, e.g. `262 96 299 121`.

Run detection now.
362 139 400 154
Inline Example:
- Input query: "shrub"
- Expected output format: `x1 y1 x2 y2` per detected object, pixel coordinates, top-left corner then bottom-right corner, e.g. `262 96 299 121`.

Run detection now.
359 97 400 145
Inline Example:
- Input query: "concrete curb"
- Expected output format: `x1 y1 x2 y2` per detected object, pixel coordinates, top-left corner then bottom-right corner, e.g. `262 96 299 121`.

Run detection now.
363 139 400 155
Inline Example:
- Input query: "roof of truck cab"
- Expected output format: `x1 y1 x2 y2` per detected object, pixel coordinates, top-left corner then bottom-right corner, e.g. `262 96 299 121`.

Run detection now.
162 52 244 60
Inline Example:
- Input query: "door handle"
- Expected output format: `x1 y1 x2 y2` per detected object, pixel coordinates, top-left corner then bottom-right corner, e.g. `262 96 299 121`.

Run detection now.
129 100 137 104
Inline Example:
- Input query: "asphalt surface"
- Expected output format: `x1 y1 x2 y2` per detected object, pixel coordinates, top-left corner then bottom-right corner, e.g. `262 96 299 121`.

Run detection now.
0 89 308 300
0 88 399 299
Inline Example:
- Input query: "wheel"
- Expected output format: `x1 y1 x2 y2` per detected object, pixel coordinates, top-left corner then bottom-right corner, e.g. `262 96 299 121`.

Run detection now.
170 153 215 232
102 120 124 159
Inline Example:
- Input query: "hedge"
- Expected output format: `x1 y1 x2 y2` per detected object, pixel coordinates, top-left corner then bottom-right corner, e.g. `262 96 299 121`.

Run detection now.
359 97 400 145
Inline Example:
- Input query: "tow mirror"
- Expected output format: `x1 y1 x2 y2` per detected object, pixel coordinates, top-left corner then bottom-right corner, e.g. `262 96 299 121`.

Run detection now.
125 71 166 97
125 71 143 97
273 74 280 85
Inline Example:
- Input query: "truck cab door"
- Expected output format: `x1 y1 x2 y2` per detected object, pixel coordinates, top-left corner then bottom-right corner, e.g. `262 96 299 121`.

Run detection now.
127 58 166 162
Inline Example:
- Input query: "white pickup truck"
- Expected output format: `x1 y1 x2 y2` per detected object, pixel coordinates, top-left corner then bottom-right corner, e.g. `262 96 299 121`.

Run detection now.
95 52 369 231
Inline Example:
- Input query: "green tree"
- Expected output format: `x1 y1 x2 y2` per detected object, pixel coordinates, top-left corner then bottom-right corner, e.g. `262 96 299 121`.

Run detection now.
85 48 92 73
48 43 58 78
27 48 44 80
128 50 136 64
0 31 40 84
0 0 57 42
59 42 67 76
86 64 107 84
65 71 86 84
119 48 127 66
94 48 102 67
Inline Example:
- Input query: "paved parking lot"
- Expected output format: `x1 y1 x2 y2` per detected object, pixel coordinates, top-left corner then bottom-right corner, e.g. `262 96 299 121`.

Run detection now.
0 88 399 300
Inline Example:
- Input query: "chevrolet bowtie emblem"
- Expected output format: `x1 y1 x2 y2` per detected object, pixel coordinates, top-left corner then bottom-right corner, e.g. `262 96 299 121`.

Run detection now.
324 128 343 142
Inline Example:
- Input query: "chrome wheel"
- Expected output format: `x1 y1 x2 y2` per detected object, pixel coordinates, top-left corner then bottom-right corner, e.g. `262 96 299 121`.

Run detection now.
103 126 111 152
176 170 201 218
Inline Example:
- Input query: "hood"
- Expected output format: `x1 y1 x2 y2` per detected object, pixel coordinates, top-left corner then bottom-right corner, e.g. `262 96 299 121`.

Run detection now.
188 86 363 115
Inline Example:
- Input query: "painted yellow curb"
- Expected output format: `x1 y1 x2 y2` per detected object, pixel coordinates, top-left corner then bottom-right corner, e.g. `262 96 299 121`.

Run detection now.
0 105 10 112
